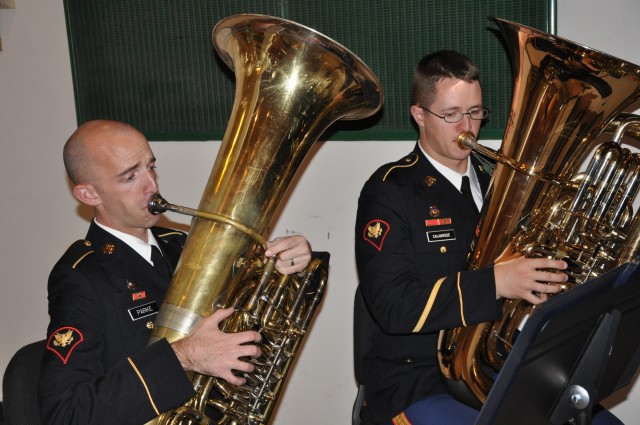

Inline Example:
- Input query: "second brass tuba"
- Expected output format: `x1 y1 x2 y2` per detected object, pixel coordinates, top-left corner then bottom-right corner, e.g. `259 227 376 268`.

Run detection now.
438 18 640 406
146 14 383 424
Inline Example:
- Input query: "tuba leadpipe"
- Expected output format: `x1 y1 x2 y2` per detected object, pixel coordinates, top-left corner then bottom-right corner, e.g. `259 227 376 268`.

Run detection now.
146 14 382 425
439 17 640 406
148 193 266 246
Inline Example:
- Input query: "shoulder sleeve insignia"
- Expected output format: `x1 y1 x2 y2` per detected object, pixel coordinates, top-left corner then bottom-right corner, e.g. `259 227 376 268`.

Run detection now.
363 219 390 251
46 326 84 364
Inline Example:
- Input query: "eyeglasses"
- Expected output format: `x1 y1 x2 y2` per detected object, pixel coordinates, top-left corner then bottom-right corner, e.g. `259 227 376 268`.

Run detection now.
420 106 489 123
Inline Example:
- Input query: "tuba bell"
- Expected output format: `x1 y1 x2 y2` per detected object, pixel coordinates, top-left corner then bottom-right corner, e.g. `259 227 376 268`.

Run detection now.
145 14 383 424
438 17 640 406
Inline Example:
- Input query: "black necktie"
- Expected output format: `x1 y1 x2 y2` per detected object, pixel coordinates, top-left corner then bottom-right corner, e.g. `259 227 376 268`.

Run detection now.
151 245 171 279
461 176 479 214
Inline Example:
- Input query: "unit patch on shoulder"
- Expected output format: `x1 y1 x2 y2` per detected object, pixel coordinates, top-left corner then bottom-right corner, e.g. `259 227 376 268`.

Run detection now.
363 219 390 251
47 326 84 365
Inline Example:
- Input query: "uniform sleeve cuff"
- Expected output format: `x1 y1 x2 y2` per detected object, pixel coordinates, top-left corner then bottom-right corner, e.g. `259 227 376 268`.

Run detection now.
127 338 195 416
459 266 502 323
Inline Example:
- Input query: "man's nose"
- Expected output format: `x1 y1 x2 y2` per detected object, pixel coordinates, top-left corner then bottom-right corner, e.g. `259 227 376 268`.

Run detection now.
145 171 159 192
459 113 474 130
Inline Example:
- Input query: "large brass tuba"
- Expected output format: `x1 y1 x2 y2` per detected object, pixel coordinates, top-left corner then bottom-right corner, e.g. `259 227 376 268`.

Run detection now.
145 14 382 424
438 18 640 406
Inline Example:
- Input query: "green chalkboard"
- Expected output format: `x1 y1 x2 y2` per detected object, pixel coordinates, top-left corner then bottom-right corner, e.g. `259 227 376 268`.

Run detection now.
64 0 555 141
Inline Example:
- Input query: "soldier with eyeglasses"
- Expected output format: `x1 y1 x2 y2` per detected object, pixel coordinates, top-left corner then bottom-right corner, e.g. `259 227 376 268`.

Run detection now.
354 50 622 425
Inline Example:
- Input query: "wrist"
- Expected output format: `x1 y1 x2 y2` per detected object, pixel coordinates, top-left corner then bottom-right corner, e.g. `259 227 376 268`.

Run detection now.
171 339 192 371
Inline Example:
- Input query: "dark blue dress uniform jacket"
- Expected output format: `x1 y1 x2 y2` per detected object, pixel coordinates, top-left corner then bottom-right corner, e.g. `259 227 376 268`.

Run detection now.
38 221 195 425
355 144 501 424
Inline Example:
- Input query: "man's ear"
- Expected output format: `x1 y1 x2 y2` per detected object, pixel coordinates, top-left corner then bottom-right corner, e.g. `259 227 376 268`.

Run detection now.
72 184 101 207
410 104 425 128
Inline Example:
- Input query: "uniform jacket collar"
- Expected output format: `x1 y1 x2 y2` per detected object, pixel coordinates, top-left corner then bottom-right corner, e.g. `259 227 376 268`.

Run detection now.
412 142 492 196
84 221 177 289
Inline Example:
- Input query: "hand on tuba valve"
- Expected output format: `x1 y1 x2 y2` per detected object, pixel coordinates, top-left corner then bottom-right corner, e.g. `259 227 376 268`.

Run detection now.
493 255 568 304
265 235 312 275
170 307 262 386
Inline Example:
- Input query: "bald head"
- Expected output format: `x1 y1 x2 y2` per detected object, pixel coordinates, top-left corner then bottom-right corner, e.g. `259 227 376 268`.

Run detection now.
63 120 145 184
63 120 160 237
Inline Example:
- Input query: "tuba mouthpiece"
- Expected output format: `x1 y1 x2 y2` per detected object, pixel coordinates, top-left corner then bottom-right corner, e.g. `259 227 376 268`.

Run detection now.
457 131 477 150
148 193 169 215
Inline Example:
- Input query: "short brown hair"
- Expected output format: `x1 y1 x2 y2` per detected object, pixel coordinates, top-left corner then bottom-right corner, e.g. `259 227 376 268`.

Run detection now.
412 50 480 108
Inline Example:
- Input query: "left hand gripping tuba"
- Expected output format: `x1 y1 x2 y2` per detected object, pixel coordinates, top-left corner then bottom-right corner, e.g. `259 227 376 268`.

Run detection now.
439 18 640 406
145 14 383 424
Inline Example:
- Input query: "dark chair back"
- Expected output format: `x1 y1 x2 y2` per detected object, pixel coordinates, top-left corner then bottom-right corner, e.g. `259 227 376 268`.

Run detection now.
2 340 45 425
353 286 378 425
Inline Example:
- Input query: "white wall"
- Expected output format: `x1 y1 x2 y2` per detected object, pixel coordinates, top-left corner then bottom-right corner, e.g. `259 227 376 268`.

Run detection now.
1 1 639 424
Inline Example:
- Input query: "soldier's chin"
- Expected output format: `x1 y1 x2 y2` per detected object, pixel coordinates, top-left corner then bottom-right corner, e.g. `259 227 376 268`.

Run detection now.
455 146 472 157
145 212 162 226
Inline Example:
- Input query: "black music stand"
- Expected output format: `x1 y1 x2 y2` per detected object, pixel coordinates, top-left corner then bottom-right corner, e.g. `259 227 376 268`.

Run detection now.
475 261 640 425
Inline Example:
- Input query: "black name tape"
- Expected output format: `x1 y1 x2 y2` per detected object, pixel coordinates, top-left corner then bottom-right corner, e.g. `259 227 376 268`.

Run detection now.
128 301 159 321
426 229 456 242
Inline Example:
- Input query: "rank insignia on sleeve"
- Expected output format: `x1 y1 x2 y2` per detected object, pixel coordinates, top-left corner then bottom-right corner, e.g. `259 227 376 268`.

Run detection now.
363 219 390 251
47 326 84 365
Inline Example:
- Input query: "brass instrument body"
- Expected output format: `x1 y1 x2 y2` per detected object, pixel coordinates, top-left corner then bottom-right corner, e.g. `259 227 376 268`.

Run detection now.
439 17 640 404
147 14 382 424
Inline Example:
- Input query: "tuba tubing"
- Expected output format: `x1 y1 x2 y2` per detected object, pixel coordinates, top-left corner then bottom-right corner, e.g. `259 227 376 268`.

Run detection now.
439 17 640 405
146 14 382 425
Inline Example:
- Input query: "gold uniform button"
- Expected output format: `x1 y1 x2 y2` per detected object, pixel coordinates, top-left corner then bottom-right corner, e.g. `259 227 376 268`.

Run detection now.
405 358 413 364
440 246 447 253
146 321 155 329
83 240 92 247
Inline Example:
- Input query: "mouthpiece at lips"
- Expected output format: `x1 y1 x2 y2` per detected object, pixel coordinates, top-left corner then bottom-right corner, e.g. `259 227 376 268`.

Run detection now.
148 193 168 215
456 131 477 150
